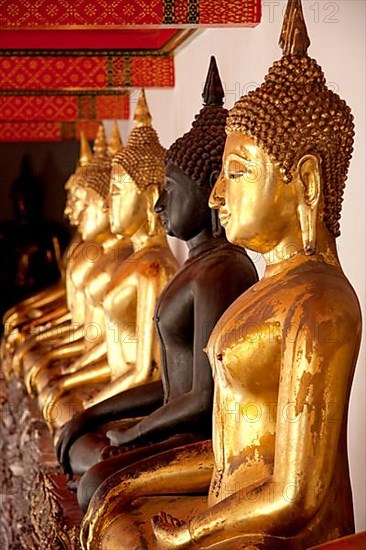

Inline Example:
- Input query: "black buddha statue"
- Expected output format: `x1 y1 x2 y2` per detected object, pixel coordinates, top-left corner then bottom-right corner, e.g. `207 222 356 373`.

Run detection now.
55 58 258 512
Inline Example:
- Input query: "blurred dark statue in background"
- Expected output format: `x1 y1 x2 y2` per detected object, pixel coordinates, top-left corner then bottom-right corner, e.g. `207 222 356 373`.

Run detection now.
0 155 69 327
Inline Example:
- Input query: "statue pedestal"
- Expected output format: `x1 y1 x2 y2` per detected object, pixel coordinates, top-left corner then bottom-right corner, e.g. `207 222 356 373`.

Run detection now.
310 532 366 549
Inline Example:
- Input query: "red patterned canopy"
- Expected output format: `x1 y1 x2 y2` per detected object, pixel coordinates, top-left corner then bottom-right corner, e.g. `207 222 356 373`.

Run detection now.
0 0 261 140
0 56 174 90
0 121 100 141
0 0 261 28
0 93 130 121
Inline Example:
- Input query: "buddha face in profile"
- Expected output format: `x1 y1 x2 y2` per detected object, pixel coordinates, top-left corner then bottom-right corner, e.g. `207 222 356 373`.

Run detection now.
155 163 211 241
211 132 314 254
156 54 228 243
109 165 147 237
67 184 87 227
210 50 354 258
78 189 109 241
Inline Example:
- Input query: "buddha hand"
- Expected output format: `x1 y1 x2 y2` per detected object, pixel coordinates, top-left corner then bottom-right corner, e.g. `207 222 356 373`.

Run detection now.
152 512 193 549
106 424 140 447
55 410 91 473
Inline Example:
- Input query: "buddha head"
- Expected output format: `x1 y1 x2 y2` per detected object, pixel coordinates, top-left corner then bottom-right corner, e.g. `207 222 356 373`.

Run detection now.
210 0 354 256
155 57 228 242
110 90 165 238
77 123 122 241
64 131 92 227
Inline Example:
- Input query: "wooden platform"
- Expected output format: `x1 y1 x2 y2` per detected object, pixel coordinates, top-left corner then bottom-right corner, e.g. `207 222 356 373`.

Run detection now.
310 532 366 549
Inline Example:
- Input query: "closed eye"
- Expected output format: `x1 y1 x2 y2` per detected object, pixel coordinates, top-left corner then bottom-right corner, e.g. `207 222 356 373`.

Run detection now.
225 169 248 180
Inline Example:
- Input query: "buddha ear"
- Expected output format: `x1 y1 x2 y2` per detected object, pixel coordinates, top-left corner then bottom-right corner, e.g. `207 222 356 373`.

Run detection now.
146 185 161 236
296 154 322 255
297 154 321 207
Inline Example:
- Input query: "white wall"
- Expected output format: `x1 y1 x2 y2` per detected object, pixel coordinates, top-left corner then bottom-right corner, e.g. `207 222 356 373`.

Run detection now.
106 0 366 531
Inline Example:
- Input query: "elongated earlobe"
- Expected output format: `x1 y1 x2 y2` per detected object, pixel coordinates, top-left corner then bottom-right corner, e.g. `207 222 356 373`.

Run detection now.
146 186 161 236
296 154 321 255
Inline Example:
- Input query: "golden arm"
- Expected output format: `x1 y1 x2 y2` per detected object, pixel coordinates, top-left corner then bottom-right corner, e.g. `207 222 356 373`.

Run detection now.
25 339 86 395
35 340 108 401
39 359 111 429
90 271 160 403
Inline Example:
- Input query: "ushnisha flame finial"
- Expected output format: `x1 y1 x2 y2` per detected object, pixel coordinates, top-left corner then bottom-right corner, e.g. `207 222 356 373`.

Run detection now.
133 89 152 128
202 56 225 107
165 56 228 188
108 121 123 156
79 130 92 167
93 123 108 158
279 0 310 56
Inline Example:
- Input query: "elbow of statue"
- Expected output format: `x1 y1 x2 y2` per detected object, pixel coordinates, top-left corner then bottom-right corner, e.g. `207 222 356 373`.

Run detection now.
2 307 19 328
267 480 322 536
3 312 19 333
40 386 66 428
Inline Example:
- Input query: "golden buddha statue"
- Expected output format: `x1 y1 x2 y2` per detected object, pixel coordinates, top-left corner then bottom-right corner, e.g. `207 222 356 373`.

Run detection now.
37 90 178 432
21 123 127 395
82 122 130 344
63 124 118 327
80 2 362 549
26 123 134 398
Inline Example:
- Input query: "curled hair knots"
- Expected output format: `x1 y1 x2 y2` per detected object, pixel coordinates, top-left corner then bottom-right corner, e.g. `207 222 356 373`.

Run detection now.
166 104 228 193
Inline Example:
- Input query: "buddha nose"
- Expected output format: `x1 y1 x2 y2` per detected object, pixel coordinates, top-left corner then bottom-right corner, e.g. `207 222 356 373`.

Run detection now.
154 190 166 213
209 170 226 208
